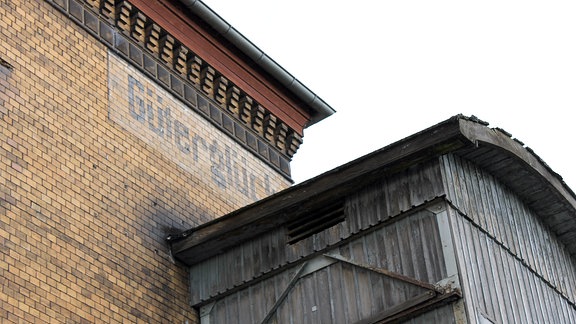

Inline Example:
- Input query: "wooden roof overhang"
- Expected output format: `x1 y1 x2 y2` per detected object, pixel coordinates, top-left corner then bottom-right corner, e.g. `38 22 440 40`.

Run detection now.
169 115 576 264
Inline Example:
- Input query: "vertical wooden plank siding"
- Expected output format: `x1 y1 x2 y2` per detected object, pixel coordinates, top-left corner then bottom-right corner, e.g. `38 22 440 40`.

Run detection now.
449 208 576 323
441 154 576 301
190 160 446 304
441 154 576 322
195 209 452 323
402 304 457 324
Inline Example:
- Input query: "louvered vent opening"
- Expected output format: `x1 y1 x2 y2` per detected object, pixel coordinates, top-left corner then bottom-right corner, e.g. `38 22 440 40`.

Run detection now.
286 203 345 244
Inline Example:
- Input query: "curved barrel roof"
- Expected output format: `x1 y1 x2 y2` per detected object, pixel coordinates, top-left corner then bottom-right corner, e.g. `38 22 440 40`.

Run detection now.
169 115 576 264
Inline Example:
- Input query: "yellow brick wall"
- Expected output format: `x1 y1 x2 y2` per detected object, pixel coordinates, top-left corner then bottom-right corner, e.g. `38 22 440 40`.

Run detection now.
0 1 291 322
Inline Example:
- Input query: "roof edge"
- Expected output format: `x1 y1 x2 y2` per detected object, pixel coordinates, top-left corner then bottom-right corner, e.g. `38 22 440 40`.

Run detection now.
170 114 576 264
168 115 469 259
457 117 576 211
176 0 336 126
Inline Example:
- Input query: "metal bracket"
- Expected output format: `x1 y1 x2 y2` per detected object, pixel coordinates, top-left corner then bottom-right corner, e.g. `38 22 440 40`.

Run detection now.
255 253 461 324
259 255 338 324
199 302 215 324
259 261 308 324
324 253 442 293
425 201 446 214
435 273 461 292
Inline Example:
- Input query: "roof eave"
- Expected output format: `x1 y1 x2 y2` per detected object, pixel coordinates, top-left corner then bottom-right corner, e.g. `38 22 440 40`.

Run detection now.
169 115 576 265
169 115 470 264
176 0 335 126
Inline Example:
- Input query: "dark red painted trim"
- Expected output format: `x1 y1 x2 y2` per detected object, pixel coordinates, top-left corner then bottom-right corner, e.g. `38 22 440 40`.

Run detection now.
130 0 311 135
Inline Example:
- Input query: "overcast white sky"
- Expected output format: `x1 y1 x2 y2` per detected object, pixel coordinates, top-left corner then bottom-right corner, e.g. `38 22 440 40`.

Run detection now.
203 0 576 189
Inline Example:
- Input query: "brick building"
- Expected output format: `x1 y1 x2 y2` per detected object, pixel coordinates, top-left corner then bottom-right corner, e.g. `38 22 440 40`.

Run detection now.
3 1 576 324
1 0 333 322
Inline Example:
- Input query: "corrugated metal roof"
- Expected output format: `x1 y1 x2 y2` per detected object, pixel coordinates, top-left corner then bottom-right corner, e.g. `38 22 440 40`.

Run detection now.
168 115 576 264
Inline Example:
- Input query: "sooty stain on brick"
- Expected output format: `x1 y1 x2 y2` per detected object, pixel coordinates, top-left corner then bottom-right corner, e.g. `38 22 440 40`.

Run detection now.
0 58 13 70
1 2 199 322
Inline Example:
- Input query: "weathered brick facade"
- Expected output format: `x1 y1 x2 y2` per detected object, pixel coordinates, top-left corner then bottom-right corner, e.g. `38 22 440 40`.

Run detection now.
0 0 317 322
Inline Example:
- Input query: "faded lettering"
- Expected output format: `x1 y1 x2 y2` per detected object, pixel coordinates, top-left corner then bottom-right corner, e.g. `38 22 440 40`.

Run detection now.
116 69 276 199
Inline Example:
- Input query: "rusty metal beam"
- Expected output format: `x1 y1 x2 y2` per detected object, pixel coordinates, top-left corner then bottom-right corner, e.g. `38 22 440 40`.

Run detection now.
324 253 442 293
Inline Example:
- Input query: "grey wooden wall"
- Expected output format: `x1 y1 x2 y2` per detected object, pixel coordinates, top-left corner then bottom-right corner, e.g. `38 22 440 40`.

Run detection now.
197 209 454 324
189 153 576 323
189 159 447 306
441 154 576 323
